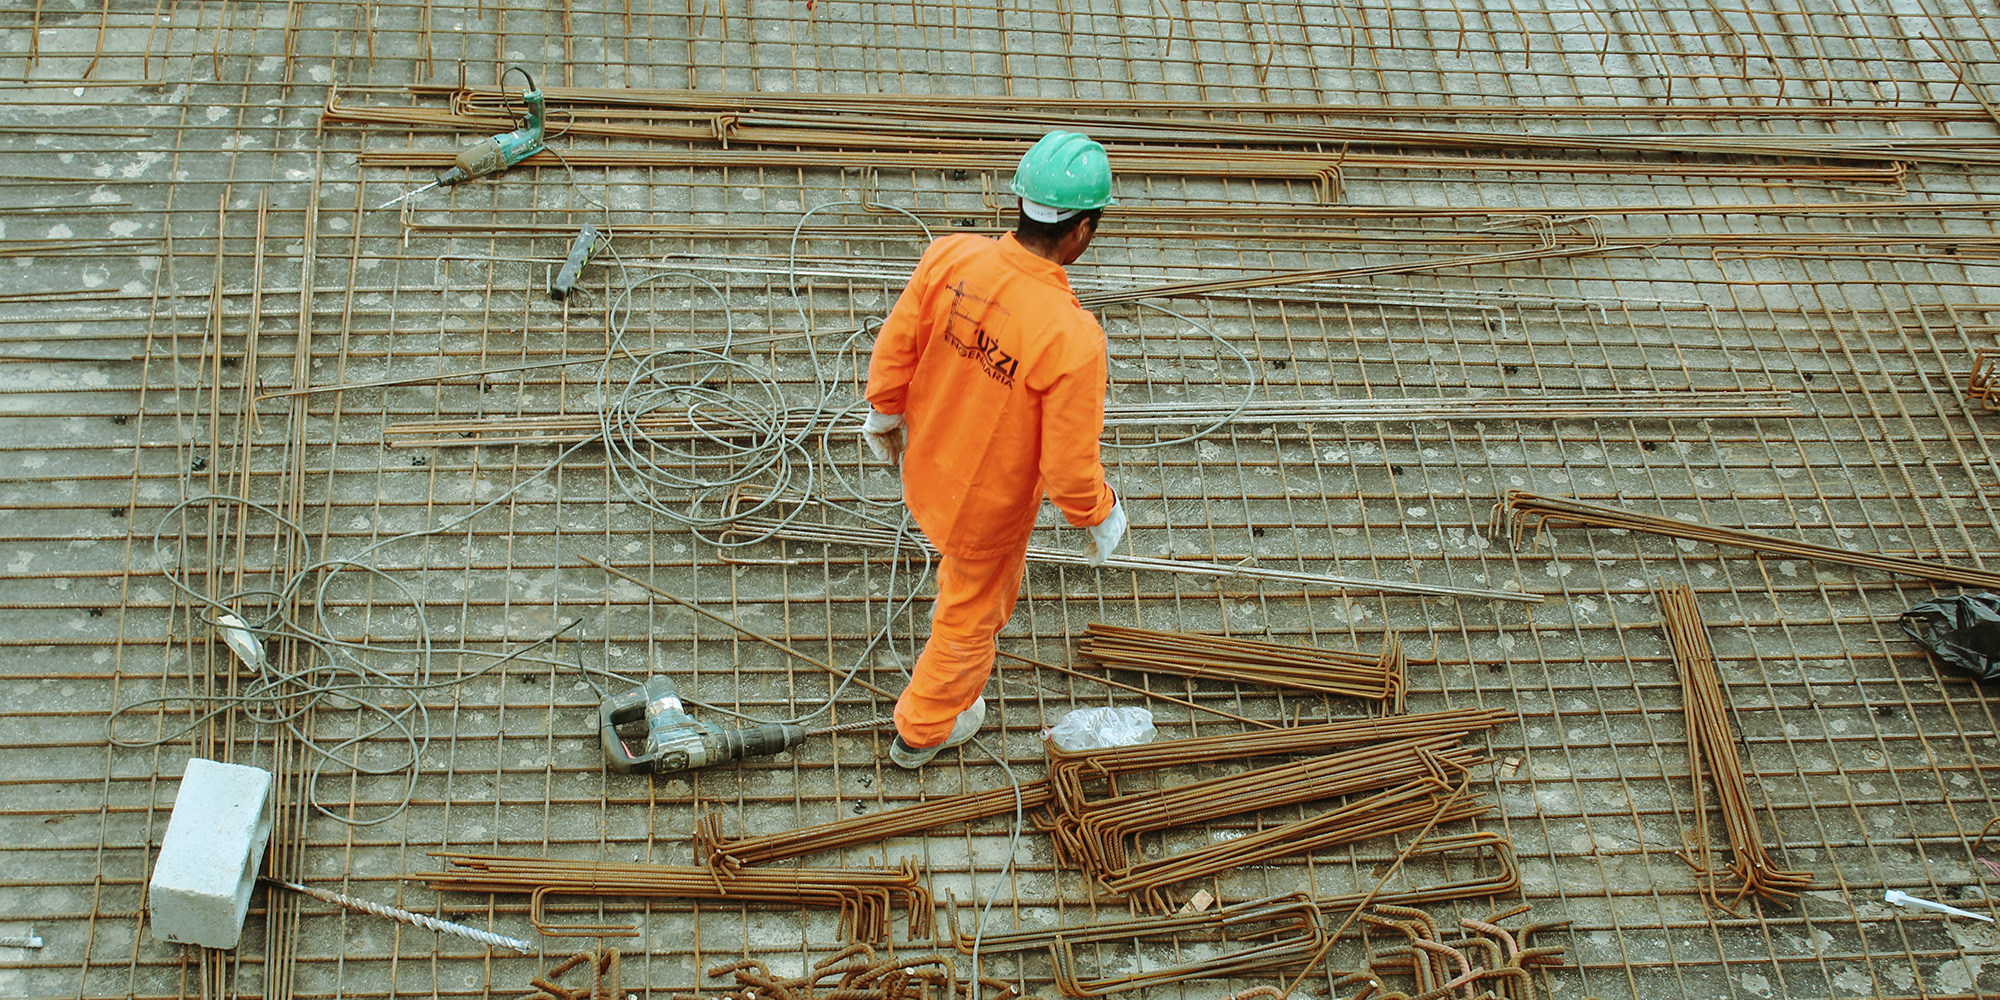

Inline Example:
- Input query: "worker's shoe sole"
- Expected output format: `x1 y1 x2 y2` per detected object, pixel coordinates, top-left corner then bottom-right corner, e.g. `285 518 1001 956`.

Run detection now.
889 697 986 769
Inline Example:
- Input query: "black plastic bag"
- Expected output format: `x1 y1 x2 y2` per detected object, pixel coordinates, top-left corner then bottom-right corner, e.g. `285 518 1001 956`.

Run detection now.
1900 593 2000 680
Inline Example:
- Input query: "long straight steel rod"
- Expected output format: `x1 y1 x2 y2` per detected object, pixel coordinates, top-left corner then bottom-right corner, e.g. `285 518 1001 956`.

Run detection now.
582 555 899 700
697 781 1055 868
1103 781 1488 896
338 116 1907 183
1077 623 1404 702
383 390 1799 450
727 514 1538 604
1078 243 1648 307
413 83 2000 121
410 86 2000 163
1498 491 2000 590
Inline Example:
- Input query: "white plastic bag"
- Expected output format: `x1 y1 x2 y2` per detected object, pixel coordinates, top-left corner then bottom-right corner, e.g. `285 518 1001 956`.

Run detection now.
1043 706 1156 753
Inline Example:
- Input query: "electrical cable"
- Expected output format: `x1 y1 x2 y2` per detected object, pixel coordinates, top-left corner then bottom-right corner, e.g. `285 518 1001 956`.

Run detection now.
500 66 537 102
118 478 600 825
964 728 1032 1000
1098 301 1258 450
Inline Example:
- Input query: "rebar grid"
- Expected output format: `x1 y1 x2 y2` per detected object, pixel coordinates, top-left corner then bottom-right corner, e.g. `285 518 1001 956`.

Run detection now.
5 2 2000 1000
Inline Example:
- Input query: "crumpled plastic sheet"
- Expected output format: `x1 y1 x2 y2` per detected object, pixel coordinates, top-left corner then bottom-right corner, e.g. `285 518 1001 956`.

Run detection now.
1042 706 1156 753
1900 592 2000 680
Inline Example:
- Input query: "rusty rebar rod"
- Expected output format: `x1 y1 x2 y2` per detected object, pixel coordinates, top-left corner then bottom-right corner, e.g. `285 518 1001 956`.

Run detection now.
415 853 931 943
1658 583 1814 911
1052 737 1486 877
326 93 1915 182
1044 708 1508 806
582 555 900 700
695 781 1053 870
722 510 1536 604
993 647 1281 730
1076 623 1406 707
382 391 1799 451
1495 490 2000 590
679 945 1013 1000
1100 780 1491 908
939 893 1330 998
369 85 2000 165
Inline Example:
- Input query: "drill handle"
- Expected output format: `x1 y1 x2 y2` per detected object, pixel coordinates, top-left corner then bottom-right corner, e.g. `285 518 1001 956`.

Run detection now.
492 88 546 166
599 683 656 773
520 89 546 141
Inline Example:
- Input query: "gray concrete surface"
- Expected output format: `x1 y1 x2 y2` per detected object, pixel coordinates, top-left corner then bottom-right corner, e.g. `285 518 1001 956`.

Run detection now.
2 2 2000 999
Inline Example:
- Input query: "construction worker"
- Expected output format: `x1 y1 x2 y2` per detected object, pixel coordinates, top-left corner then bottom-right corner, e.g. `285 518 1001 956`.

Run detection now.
859 130 1127 769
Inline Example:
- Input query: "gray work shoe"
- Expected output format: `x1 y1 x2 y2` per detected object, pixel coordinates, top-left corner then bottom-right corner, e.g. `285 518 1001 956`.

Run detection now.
888 697 987 769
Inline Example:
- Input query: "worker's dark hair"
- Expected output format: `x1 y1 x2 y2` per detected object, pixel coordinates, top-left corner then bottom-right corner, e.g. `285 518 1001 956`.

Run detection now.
1014 208 1102 252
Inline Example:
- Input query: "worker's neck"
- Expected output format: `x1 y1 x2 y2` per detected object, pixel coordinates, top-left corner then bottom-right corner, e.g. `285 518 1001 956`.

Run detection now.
1014 225 1094 267
1014 235 1067 266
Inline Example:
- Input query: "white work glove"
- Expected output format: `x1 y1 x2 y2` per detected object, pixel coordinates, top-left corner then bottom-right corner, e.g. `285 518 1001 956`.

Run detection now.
1083 501 1128 566
859 409 906 463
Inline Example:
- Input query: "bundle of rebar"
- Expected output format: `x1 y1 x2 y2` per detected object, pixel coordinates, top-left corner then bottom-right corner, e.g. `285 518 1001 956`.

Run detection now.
1048 735 1487 878
1076 623 1406 708
1100 779 1490 910
1309 832 1520 912
678 945 1015 1000
328 90 1914 183
694 781 1052 870
415 853 931 943
523 949 622 1000
1043 707 1508 809
365 84 2000 166
1969 349 2000 408
942 893 1329 997
945 831 1518 929
1494 490 2000 590
1356 903 1569 1000
1657 584 1814 911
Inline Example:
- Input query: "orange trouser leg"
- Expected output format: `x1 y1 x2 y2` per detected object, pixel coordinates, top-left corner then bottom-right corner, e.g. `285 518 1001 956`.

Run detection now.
893 545 1030 747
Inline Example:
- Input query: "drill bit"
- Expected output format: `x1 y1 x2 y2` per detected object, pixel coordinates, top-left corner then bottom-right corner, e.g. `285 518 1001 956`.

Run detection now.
377 179 441 210
804 716 896 737
263 877 536 952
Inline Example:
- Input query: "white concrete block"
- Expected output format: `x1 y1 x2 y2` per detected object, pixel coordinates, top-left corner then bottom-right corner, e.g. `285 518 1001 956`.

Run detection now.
147 758 273 950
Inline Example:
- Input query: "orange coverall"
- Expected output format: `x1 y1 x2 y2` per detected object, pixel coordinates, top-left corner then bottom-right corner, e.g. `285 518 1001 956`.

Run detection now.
866 231 1117 747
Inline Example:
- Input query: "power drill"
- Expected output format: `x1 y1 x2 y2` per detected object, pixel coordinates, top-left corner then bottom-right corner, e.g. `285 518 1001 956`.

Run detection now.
379 81 547 209
599 675 807 773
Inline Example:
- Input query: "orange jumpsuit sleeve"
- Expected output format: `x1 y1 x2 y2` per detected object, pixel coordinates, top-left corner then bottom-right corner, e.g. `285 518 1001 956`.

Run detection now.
864 250 938 416
1039 327 1118 528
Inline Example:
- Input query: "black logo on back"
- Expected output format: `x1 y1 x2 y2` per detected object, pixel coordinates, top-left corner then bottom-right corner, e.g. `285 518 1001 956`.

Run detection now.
943 281 1019 388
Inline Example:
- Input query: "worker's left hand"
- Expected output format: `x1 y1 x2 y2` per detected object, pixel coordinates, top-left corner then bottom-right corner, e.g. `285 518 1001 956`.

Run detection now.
1083 501 1128 566
859 409 906 463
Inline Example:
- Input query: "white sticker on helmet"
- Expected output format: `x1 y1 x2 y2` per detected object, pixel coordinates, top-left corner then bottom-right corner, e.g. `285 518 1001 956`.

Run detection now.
1020 197 1081 224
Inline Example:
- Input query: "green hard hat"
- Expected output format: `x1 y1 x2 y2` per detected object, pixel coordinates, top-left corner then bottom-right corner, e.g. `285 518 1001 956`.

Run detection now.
1009 131 1115 215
